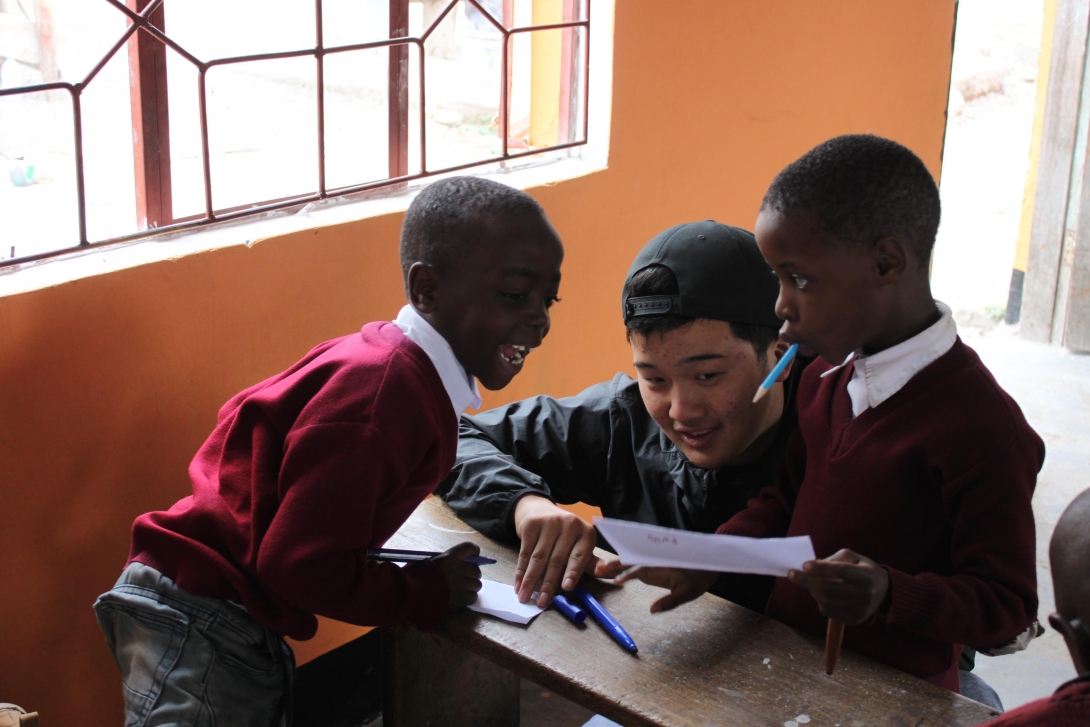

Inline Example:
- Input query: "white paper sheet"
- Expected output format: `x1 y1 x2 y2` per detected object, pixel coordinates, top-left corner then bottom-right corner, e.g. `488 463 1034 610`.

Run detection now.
467 579 546 624
594 517 816 577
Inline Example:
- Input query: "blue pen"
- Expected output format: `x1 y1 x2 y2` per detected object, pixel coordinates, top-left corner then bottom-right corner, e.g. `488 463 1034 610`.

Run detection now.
552 593 586 625
570 584 638 653
366 548 496 566
752 342 799 403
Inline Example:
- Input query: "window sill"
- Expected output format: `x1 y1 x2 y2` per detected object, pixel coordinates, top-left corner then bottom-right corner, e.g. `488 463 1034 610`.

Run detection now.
0 151 607 299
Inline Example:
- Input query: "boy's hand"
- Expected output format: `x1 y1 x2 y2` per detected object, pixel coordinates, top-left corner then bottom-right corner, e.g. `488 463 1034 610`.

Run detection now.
512 495 599 607
431 542 484 612
596 559 719 614
787 549 889 625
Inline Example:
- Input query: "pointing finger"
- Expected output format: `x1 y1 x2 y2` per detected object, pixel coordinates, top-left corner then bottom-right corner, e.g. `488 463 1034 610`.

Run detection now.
594 558 627 579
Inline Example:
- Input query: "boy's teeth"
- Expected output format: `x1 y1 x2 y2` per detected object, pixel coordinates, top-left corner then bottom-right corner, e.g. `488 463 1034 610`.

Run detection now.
498 344 532 365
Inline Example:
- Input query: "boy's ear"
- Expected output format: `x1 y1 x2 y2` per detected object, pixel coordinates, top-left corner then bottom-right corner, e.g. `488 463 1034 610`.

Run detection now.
1049 613 1090 675
406 262 441 314
871 236 909 285
771 338 795 382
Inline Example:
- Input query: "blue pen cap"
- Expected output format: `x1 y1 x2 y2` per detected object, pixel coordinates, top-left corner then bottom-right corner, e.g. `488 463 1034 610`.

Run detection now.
552 593 587 624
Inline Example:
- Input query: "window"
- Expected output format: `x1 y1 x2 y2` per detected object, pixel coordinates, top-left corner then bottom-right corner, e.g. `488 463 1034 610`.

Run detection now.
0 0 590 267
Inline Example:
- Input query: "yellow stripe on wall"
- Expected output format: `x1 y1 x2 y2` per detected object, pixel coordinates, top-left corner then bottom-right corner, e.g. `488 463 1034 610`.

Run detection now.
1015 0 1061 273
530 0 564 147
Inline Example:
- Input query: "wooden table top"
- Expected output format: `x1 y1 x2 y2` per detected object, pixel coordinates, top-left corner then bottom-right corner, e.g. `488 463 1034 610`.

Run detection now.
385 497 1000 727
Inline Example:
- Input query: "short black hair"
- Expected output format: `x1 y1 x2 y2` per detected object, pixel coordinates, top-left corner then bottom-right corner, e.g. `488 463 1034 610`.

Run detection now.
624 265 779 362
760 134 941 266
400 176 546 282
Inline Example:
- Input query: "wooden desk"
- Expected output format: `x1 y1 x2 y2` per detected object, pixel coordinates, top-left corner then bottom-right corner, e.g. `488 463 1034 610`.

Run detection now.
383 497 1000 727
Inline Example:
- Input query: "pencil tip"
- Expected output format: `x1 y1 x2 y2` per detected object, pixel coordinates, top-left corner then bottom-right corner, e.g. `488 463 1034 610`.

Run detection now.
752 387 768 403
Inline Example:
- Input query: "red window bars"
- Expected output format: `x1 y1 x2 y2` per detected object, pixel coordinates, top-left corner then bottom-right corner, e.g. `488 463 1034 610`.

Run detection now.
0 0 590 268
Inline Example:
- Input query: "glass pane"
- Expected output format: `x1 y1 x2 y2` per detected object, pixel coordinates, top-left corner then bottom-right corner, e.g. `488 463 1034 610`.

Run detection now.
322 0 390 49
465 0 505 30
418 0 502 172
518 25 586 149
0 0 128 89
0 0 133 258
204 57 319 211
324 46 406 190
165 42 206 220
507 2 586 150
80 36 138 242
0 90 79 260
161 0 315 62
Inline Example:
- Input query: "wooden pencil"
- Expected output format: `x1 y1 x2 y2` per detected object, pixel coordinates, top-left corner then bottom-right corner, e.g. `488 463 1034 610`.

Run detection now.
825 619 845 675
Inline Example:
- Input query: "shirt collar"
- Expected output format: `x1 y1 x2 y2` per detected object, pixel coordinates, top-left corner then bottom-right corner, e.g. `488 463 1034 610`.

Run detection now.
819 301 957 417
393 304 482 415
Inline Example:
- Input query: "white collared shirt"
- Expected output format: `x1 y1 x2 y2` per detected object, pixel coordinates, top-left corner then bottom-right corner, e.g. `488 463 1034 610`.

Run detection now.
820 301 957 418
393 304 482 416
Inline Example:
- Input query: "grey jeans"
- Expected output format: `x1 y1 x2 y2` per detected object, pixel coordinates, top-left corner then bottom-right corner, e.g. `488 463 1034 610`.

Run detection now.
94 562 295 727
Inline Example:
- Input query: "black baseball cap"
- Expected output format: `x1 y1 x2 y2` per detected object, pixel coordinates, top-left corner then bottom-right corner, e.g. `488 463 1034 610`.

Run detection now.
622 220 782 328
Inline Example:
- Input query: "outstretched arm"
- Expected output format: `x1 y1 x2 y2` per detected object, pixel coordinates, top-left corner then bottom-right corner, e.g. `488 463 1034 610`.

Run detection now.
439 381 620 606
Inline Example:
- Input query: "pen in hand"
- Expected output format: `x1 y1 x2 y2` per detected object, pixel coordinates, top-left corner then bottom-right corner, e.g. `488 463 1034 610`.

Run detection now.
825 619 845 675
366 547 497 566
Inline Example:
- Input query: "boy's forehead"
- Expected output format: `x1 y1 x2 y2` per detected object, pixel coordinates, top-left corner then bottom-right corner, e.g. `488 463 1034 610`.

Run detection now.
470 224 561 268
500 265 562 282
632 318 759 362
466 214 560 255
757 210 834 259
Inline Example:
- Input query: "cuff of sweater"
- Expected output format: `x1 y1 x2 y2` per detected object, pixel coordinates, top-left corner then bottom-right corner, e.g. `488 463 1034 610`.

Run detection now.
399 560 451 631
715 510 770 537
883 566 935 631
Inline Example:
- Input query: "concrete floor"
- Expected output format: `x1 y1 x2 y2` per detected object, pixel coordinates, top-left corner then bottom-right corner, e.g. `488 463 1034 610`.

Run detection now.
954 322 1089 709
929 0 1088 707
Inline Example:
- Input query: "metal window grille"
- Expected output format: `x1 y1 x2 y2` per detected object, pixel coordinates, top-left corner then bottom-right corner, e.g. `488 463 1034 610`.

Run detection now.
0 0 590 268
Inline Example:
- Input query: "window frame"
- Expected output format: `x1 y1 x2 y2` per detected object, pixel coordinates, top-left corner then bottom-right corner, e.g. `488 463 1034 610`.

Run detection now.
0 0 591 268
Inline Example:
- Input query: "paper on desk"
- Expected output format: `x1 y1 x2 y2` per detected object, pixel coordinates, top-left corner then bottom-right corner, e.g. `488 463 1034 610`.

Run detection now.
468 579 546 625
594 517 815 577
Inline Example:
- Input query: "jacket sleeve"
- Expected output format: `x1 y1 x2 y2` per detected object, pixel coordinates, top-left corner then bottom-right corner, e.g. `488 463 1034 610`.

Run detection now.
716 426 807 539
438 382 618 542
256 421 450 631
883 423 1043 650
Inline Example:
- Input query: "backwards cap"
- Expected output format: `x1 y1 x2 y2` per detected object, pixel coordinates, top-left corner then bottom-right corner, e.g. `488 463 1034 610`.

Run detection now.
622 220 782 328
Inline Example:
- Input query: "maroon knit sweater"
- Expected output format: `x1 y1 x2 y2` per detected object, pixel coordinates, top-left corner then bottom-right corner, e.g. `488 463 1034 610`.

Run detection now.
129 322 455 641
984 674 1090 726
718 339 1044 691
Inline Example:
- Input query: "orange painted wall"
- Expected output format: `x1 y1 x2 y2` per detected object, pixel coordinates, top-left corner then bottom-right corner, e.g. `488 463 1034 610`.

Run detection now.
0 2 955 723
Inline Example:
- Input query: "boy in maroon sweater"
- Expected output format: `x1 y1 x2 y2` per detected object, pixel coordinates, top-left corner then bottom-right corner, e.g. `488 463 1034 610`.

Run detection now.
618 135 1045 697
93 176 564 726
725 135 1044 692
982 487 1090 726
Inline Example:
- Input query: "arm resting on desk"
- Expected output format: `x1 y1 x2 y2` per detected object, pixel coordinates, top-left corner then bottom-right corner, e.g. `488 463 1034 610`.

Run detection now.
439 380 621 542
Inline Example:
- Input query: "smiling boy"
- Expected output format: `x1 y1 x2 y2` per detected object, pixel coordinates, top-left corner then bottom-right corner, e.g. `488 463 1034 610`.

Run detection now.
440 221 797 611
92 176 564 726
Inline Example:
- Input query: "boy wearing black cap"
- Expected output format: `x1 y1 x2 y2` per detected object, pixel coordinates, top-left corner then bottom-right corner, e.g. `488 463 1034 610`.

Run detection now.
708 135 1044 695
440 221 797 612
